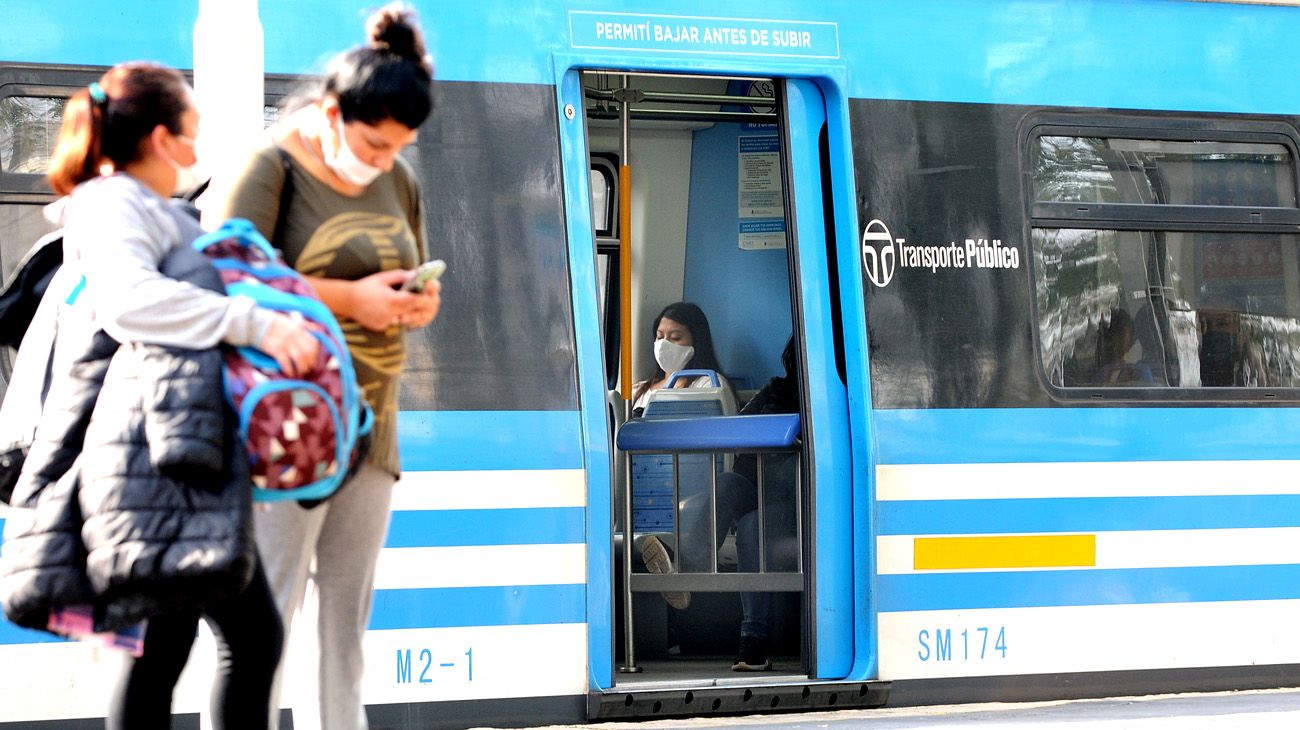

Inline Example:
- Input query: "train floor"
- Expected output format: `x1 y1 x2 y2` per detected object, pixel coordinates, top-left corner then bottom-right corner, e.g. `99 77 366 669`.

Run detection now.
614 656 804 687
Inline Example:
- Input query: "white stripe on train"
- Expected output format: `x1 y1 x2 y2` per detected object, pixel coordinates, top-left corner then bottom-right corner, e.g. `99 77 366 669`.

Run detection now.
876 460 1300 501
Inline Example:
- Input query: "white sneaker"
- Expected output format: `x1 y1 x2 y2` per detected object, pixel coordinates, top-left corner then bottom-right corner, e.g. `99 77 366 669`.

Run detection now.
640 535 691 610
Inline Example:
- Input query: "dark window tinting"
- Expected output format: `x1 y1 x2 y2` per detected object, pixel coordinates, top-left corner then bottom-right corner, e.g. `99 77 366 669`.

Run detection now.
1035 136 1296 207
1029 124 1300 391
0 96 66 175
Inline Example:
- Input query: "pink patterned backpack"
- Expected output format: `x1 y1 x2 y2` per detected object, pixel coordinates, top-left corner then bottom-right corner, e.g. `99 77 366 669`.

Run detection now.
194 218 371 502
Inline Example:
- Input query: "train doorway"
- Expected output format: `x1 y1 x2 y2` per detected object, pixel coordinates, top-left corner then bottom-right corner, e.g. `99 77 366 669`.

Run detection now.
563 71 862 712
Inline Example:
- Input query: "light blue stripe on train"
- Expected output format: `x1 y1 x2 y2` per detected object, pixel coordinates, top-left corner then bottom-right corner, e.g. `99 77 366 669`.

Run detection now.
879 564 1300 613
397 410 583 471
874 408 1300 465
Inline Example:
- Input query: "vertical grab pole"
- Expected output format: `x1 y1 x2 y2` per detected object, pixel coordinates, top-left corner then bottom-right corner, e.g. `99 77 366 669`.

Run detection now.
620 449 640 673
757 453 767 573
709 453 718 574
618 74 633 402
794 450 803 573
672 453 681 564
617 75 641 674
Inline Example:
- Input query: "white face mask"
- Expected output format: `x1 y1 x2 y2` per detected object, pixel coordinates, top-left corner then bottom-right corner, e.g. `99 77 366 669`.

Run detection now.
654 338 695 374
167 134 206 194
325 119 383 186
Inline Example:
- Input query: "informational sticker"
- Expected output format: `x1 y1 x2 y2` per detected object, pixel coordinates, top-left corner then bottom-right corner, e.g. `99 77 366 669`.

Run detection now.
738 133 786 249
568 12 840 60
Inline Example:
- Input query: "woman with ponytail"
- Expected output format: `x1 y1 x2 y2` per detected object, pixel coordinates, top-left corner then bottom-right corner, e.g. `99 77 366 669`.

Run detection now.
41 62 322 729
212 4 440 727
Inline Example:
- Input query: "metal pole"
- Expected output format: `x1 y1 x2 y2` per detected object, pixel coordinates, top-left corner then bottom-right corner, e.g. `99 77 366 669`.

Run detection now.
794 452 803 573
757 453 767 573
709 453 718 574
672 453 681 566
616 76 637 674
617 75 632 401
618 449 640 673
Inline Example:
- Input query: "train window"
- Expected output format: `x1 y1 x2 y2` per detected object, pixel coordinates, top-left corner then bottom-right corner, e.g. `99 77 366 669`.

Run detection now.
590 153 617 237
0 95 66 174
591 169 611 233
1034 136 1296 207
1028 119 1300 392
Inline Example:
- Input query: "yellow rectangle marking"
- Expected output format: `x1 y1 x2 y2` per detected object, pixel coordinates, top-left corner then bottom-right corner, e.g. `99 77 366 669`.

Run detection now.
913 534 1096 570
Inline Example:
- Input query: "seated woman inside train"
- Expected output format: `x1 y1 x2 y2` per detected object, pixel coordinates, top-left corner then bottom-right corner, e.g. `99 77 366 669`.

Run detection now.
631 301 736 413
646 335 800 672
633 301 735 611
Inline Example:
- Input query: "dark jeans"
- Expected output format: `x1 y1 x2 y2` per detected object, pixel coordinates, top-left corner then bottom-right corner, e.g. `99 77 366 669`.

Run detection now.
679 454 797 641
107 559 283 730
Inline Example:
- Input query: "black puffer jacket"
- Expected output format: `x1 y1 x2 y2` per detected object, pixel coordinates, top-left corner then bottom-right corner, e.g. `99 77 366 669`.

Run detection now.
0 245 254 633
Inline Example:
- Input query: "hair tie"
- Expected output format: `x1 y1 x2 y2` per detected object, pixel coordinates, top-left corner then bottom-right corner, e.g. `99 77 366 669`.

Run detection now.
87 82 107 106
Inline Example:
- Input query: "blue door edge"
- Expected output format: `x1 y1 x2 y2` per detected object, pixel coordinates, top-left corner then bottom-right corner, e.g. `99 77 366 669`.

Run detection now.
784 77 870 680
553 64 616 691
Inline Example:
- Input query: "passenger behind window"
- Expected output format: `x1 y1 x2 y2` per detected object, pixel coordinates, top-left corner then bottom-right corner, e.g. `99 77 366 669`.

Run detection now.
1093 307 1156 386
633 302 734 611
1199 309 1239 386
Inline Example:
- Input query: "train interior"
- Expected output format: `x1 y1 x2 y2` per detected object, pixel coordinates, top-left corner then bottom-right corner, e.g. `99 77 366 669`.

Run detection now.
582 71 812 686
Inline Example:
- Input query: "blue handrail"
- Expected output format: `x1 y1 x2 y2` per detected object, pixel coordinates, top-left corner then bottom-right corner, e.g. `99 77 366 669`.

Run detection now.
663 368 721 388
617 413 801 452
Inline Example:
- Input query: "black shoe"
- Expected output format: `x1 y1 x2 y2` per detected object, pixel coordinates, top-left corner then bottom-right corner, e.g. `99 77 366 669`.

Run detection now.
731 635 771 672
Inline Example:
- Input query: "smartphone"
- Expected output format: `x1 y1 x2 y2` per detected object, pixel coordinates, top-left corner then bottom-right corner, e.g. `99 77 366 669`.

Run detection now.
402 259 446 293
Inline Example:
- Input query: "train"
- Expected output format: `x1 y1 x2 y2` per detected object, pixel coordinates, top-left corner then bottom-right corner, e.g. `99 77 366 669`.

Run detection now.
3 0 1300 727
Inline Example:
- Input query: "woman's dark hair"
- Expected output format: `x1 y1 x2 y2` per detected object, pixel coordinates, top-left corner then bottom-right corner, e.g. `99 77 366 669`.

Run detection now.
323 2 435 130
1097 307 1136 368
780 335 797 382
47 63 189 195
633 301 729 404
769 334 801 411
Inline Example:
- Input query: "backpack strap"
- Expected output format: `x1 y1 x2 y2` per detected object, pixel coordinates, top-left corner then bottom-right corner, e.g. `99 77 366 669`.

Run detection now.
271 146 296 250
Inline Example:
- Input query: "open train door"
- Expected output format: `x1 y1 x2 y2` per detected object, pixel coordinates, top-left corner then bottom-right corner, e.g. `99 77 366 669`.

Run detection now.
779 78 878 686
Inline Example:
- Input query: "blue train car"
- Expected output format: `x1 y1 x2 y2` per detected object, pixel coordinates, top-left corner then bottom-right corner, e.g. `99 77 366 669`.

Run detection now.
3 0 1300 726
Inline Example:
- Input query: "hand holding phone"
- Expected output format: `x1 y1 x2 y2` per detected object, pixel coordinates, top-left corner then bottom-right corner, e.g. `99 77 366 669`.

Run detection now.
402 259 446 293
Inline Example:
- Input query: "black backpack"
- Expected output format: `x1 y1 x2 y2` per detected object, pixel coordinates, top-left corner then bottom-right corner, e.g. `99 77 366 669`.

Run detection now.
0 229 64 350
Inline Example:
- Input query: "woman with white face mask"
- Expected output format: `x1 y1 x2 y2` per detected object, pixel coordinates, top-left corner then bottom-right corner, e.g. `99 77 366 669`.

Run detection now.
631 301 734 412
631 301 735 614
212 4 441 728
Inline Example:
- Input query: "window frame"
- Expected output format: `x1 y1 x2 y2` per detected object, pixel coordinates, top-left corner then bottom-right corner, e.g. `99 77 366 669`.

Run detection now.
1022 111 1300 403
0 65 106 201
0 63 301 202
0 63 300 389
590 152 621 389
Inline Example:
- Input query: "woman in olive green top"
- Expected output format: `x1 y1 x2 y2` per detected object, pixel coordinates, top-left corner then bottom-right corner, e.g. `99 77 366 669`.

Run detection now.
211 4 438 728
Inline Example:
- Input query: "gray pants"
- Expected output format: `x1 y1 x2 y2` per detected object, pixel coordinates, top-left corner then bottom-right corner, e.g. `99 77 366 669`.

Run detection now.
256 464 397 730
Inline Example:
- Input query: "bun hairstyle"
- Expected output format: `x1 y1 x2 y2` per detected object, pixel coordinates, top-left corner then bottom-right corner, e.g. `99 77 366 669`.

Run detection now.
324 1 435 130
366 3 434 74
47 62 189 195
